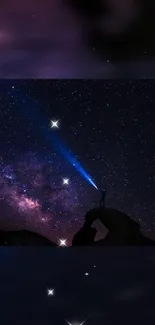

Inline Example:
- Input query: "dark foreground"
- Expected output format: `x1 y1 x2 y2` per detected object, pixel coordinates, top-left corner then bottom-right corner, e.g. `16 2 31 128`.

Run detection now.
0 206 155 246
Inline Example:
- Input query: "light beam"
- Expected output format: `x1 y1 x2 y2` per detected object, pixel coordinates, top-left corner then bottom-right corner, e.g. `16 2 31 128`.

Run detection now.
51 135 98 190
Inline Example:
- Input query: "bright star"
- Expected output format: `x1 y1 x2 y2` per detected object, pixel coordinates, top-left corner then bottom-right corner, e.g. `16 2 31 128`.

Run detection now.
59 238 67 247
66 320 86 325
84 272 89 276
47 289 54 296
50 120 59 129
63 178 69 185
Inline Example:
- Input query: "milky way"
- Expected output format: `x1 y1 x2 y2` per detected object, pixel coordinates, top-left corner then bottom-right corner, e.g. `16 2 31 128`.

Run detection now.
0 153 83 243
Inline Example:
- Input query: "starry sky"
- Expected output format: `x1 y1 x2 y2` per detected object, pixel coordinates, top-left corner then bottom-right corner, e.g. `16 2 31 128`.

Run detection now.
0 0 155 78
0 80 155 244
1 247 155 324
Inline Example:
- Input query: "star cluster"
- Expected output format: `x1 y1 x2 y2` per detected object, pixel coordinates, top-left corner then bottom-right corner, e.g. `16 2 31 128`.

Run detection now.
0 80 155 243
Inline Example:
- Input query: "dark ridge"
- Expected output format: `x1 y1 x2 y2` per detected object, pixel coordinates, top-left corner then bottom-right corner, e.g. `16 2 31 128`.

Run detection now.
0 229 57 246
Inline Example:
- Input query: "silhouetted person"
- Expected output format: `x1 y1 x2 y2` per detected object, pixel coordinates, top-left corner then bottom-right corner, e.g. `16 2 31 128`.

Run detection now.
72 207 155 246
99 188 106 208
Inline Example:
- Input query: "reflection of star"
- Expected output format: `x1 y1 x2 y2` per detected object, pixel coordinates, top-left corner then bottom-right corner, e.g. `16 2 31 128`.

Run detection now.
66 320 86 325
59 238 67 247
63 178 69 185
47 289 54 296
50 120 59 129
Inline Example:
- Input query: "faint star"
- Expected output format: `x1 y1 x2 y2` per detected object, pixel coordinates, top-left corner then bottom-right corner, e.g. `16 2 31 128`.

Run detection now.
93 265 96 268
47 289 54 296
63 178 69 185
59 238 67 247
50 120 59 129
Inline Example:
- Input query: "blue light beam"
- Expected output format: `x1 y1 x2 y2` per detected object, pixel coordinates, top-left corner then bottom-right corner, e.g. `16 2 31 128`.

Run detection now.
7 86 98 190
51 134 98 190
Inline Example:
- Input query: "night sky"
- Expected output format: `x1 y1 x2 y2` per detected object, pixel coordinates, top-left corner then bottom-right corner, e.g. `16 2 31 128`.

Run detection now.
0 80 155 244
1 247 155 324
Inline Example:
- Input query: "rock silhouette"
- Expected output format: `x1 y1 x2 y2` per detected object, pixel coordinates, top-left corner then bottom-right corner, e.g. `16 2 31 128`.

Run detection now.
72 207 155 246
0 229 57 246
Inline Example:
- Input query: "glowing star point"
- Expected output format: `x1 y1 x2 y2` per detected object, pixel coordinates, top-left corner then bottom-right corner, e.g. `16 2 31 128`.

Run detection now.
63 178 69 185
84 272 89 276
50 120 59 129
47 289 54 296
59 238 67 247
66 320 86 325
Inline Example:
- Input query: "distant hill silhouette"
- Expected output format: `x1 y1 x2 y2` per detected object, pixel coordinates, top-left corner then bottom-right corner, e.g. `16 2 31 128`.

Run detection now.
0 229 57 246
